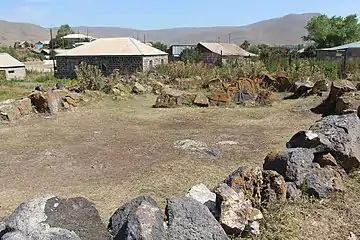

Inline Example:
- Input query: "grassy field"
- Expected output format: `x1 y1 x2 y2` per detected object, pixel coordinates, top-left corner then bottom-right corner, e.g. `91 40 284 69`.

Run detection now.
0 84 359 239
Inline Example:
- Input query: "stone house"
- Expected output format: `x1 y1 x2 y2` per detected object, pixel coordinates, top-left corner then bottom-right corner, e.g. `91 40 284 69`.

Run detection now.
197 42 257 65
0 53 26 80
55 37 168 78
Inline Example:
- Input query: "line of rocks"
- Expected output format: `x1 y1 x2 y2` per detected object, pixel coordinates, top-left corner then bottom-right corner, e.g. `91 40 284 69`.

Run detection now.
0 88 86 123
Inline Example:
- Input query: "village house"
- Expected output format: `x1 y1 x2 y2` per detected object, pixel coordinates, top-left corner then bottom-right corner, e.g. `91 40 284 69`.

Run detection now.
197 42 256 64
0 53 26 80
317 41 360 60
167 44 196 61
55 37 168 78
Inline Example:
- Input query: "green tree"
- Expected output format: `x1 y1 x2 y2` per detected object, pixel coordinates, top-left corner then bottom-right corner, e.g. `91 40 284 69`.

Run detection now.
51 24 76 49
247 45 260 55
180 48 203 63
303 14 360 48
240 40 250 50
150 41 168 52
57 24 75 38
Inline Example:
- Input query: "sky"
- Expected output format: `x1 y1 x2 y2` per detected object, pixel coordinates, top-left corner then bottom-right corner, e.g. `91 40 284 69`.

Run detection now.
1 0 360 29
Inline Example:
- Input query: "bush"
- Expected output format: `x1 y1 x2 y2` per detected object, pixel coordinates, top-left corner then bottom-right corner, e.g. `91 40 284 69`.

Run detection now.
75 62 121 92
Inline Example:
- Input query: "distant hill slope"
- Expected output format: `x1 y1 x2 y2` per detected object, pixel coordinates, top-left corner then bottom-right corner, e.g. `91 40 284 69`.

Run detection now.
0 13 320 46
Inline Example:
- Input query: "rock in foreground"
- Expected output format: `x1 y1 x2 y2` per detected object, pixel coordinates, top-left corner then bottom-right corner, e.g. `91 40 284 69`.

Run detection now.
166 197 228 240
108 196 165 240
3 195 110 240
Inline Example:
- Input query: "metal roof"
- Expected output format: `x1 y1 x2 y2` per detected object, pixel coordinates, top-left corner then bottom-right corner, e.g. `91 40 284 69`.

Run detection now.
198 42 257 57
318 41 360 51
62 34 97 40
0 53 25 68
169 45 196 56
56 38 168 57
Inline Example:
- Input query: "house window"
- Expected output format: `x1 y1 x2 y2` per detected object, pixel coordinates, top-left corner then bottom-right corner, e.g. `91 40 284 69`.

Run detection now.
8 70 14 74
161 59 164 65
149 60 154 69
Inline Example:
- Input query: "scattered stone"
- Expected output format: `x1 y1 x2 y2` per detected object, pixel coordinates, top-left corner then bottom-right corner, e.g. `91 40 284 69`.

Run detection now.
263 148 315 187
312 79 329 93
108 196 165 240
304 166 345 198
261 170 287 203
291 79 314 97
166 197 228 240
223 166 263 207
193 92 209 107
216 140 238 145
174 139 217 157
46 91 61 114
186 183 218 218
132 82 146 94
255 90 274 106
286 182 302 200
214 183 262 236
234 88 256 105
4 194 110 240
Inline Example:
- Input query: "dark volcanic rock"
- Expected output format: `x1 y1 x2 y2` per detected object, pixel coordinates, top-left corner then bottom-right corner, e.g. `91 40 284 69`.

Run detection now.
304 166 345 198
287 113 360 172
166 197 228 240
263 148 315 187
108 196 165 240
44 197 111 240
4 195 109 240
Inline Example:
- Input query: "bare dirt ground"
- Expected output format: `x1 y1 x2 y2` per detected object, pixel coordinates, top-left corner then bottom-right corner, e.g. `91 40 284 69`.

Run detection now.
1 94 359 239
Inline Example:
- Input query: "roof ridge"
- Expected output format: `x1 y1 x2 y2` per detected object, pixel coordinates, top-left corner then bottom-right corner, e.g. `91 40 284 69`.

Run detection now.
129 38 143 55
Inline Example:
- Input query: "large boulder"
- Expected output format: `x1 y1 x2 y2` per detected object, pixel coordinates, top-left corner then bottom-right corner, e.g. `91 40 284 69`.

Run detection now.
186 184 218 218
286 113 360 172
223 166 263 207
263 148 315 187
304 166 345 198
0 98 32 122
165 197 228 240
28 91 61 114
214 184 262 237
327 80 356 102
209 92 230 106
108 196 165 240
3 195 110 240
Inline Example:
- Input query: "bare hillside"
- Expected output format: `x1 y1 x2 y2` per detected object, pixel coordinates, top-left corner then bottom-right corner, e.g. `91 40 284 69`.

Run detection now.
0 13 319 46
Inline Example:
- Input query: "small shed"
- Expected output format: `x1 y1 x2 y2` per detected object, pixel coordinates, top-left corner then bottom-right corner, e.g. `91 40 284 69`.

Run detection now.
0 53 26 80
317 41 360 60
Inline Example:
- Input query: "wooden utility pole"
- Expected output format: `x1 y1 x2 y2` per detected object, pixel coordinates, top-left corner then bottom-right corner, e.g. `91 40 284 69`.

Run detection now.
217 36 220 43
50 29 56 73
228 33 231 43
143 34 146 43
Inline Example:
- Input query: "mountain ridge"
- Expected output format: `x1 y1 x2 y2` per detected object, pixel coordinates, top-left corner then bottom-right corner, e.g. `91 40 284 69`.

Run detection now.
0 13 320 46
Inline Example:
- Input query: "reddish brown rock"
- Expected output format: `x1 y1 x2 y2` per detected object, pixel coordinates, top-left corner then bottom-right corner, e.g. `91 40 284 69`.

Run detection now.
314 153 338 167
209 92 230 106
261 170 287 203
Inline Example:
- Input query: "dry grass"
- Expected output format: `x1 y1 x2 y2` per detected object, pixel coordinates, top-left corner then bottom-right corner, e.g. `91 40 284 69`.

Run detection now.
0 94 359 239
